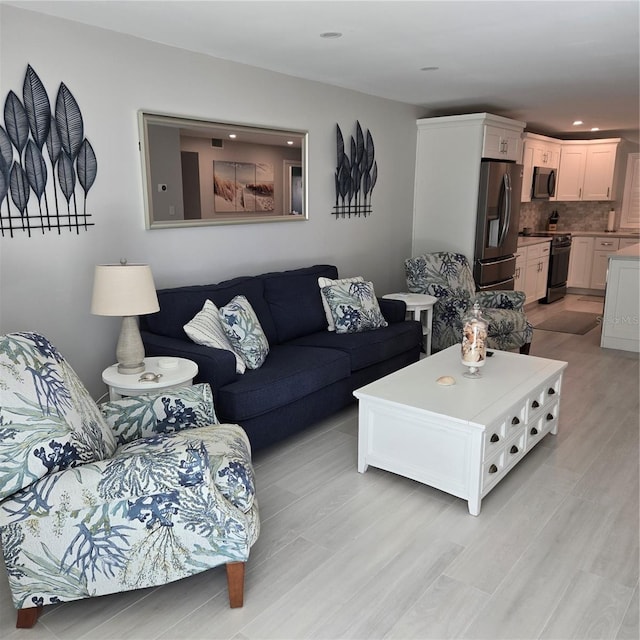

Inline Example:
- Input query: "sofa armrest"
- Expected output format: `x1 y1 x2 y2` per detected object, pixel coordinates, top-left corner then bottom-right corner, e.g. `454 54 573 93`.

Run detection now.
475 290 526 311
141 331 239 392
377 298 407 324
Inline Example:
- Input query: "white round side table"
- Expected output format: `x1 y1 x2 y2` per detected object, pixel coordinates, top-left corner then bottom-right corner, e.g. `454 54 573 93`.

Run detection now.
102 356 199 401
383 293 438 356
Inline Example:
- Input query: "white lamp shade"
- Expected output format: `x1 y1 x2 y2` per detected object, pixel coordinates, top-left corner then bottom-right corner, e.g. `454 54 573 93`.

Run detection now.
91 264 160 317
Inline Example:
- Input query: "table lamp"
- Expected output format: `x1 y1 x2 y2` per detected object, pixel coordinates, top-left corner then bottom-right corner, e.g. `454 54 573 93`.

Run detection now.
91 261 160 374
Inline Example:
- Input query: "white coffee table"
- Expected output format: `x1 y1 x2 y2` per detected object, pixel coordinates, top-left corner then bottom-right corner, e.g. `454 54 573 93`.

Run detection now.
354 345 567 515
383 293 437 355
102 356 198 400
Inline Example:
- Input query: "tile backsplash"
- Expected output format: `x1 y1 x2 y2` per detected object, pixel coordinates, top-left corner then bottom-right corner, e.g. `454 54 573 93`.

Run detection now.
519 200 619 233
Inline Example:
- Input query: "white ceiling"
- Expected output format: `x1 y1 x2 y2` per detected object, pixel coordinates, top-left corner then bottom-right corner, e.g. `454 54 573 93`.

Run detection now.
6 0 640 141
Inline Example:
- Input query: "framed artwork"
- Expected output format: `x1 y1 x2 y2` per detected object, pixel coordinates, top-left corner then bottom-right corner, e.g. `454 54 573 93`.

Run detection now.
214 161 274 213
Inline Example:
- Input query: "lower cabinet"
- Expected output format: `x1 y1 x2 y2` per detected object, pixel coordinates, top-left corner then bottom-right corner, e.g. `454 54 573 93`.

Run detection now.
590 237 620 290
568 236 595 288
518 241 550 303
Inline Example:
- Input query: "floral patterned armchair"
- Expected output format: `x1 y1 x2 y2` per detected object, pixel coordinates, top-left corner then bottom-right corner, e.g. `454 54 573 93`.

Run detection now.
405 252 533 354
0 332 259 628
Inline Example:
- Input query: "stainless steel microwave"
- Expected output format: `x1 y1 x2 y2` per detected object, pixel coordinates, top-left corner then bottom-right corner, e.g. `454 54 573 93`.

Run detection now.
532 166 556 199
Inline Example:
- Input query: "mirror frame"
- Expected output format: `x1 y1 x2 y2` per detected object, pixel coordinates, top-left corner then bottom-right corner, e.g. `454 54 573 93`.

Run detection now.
138 111 309 229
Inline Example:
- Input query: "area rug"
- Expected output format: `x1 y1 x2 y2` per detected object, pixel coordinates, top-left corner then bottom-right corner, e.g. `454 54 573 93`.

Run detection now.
534 311 601 335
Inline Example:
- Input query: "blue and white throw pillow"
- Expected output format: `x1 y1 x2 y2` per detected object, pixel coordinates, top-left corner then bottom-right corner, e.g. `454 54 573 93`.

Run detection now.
318 275 365 331
218 295 270 369
184 299 246 374
321 280 388 334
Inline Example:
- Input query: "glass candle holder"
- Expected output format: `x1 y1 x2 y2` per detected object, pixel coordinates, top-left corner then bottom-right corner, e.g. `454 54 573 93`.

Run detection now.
461 301 488 378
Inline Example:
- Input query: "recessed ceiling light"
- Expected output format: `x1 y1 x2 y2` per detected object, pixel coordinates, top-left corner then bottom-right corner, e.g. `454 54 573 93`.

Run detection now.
228 134 237 139
572 120 583 126
320 32 342 39
286 140 294 145
420 66 439 72
591 127 600 132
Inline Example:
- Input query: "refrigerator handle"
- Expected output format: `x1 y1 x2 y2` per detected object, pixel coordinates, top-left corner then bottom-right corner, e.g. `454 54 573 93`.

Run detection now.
498 172 511 247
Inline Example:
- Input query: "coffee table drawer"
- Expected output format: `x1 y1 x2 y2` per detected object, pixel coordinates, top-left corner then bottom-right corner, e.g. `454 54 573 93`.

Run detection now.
528 375 563 420
482 450 506 492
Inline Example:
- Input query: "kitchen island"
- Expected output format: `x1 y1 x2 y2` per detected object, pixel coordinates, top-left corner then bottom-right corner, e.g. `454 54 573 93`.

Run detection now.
600 243 640 352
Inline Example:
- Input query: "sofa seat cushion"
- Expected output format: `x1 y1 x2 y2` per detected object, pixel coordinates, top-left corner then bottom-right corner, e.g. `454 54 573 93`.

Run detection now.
215 345 350 422
289 320 422 372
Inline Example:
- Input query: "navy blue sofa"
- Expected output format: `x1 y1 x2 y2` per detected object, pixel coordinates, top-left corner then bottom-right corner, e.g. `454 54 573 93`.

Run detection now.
140 265 422 451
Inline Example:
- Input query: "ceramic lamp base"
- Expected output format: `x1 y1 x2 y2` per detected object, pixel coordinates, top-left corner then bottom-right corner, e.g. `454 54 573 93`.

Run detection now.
116 316 145 375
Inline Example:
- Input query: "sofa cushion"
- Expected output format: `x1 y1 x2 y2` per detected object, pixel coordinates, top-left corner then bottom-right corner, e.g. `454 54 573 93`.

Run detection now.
219 296 270 369
321 280 388 334
263 265 338 343
289 320 422 372
215 344 350 422
184 300 246 374
142 276 278 345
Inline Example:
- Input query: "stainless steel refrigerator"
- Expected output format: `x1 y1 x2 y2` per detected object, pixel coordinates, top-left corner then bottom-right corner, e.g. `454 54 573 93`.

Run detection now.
473 160 523 291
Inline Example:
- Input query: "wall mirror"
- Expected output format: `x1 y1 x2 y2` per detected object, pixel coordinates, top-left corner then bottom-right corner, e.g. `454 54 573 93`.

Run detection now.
138 111 308 229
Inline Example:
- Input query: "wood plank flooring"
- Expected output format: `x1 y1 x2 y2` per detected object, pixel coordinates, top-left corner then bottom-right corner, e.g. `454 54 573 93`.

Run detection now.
1 294 638 639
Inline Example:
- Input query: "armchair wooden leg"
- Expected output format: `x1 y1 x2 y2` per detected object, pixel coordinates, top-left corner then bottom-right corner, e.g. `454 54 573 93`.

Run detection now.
520 342 531 355
17 606 42 628
226 561 245 608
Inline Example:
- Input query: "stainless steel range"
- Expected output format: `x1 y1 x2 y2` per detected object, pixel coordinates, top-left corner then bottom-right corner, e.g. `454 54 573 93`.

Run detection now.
527 233 572 303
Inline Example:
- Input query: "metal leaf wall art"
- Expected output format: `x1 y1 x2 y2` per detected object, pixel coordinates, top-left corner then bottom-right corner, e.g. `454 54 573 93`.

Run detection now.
0 65 97 237
333 121 377 218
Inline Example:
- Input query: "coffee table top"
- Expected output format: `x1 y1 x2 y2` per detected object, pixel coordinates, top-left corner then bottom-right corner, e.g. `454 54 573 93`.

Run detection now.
354 346 567 427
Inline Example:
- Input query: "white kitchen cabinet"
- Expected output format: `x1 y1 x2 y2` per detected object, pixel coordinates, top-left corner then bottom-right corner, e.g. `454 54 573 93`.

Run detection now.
524 242 550 303
514 249 526 291
619 238 640 249
590 237 620 290
620 153 640 229
520 133 561 202
483 124 523 162
412 113 526 258
556 139 620 201
567 236 595 288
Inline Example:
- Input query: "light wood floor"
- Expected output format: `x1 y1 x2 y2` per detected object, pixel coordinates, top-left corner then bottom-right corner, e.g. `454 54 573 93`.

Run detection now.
2 295 638 639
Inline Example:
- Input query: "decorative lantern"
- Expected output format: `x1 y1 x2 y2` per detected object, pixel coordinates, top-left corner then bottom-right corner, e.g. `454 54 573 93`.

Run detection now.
461 301 488 378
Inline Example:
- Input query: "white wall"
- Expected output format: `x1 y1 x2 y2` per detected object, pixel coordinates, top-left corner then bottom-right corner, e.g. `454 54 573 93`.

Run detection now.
0 5 421 397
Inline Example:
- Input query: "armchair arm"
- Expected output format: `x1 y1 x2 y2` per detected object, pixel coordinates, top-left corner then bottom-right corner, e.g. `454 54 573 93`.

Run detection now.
101 383 217 446
475 289 526 311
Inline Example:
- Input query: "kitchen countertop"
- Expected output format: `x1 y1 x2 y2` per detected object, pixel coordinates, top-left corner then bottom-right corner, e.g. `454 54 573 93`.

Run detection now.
525 230 640 239
610 244 640 260
568 231 640 239
517 236 553 248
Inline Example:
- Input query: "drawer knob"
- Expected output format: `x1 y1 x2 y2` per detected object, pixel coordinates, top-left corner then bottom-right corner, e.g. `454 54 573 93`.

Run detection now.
490 433 500 443
510 445 519 454
489 464 498 474
511 417 520 425
532 400 540 409
546 413 554 421
548 388 556 395
530 427 538 435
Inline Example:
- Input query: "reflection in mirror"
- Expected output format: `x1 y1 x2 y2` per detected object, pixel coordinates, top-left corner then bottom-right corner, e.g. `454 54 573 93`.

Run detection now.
138 112 308 228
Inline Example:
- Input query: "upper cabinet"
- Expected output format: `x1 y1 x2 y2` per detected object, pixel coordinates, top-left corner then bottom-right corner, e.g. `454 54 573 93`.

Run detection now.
412 112 525 258
482 118 524 162
619 153 640 229
520 133 562 202
555 139 620 201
